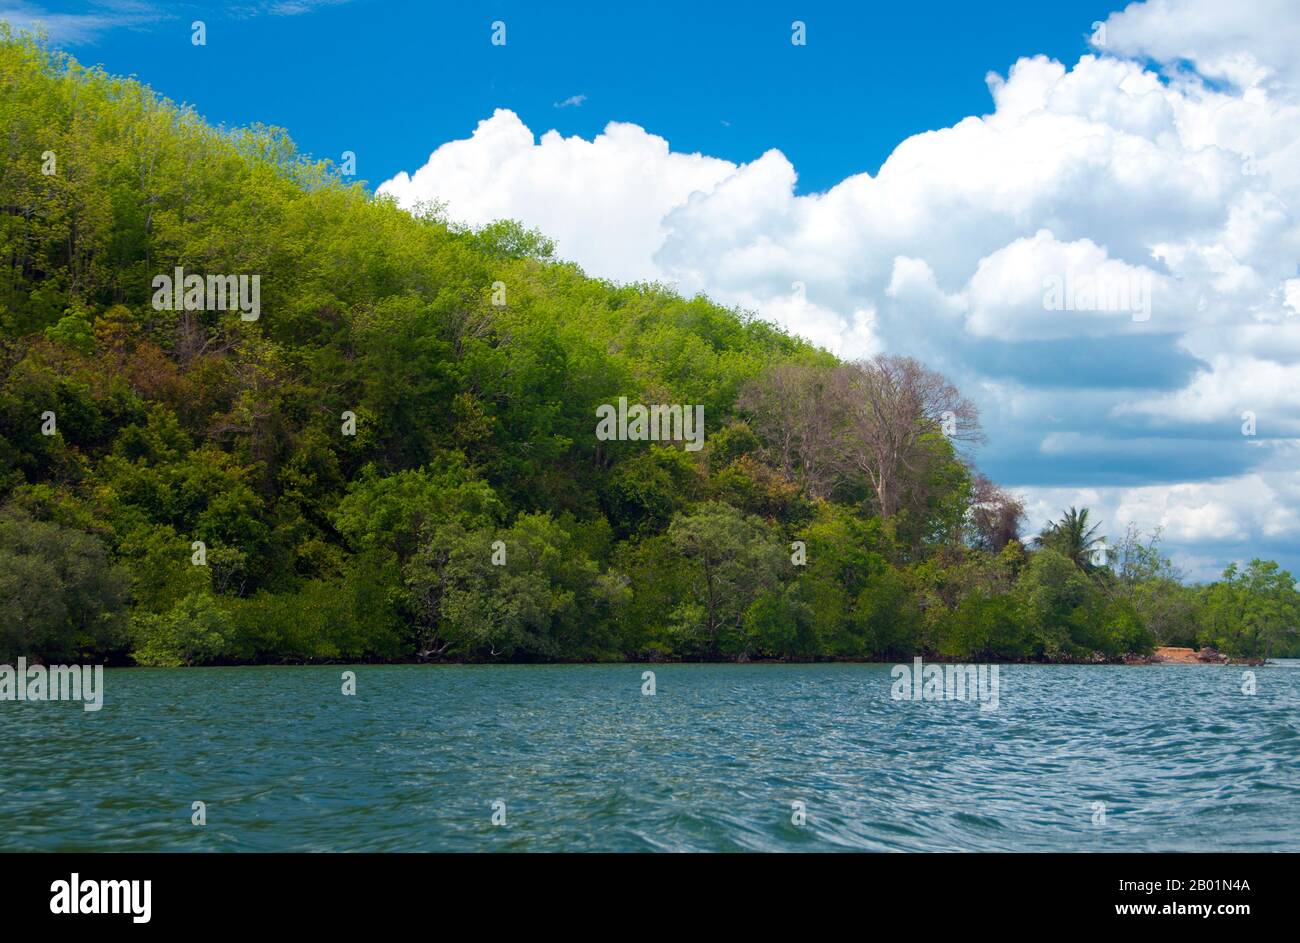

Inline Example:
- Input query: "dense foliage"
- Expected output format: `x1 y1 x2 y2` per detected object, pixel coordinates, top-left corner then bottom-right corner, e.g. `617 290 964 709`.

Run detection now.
2 30 1296 665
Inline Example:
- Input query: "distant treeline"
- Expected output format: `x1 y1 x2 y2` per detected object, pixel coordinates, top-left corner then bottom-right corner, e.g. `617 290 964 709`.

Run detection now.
1 29 1296 666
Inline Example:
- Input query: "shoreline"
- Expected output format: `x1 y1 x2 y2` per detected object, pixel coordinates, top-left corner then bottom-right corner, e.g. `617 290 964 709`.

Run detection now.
73 648 1275 669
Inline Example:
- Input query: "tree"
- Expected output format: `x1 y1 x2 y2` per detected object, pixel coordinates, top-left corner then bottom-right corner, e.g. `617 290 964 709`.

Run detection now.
1016 548 1095 658
1237 560 1300 659
465 219 555 262
795 502 888 656
130 592 231 667
0 502 129 660
333 456 503 563
666 502 787 657
968 474 1026 552
1110 524 1198 646
737 361 844 499
707 454 810 525
938 590 1032 661
404 513 604 660
833 355 982 520
1036 506 1107 572
853 565 922 658
1198 560 1300 659
743 584 817 659
600 445 700 537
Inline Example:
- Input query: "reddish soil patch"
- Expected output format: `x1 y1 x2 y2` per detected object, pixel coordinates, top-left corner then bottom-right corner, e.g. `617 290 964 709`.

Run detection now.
1152 646 1202 664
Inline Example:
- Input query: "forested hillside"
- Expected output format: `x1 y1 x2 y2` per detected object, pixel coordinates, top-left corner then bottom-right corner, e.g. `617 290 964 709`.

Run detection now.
1 29 1296 664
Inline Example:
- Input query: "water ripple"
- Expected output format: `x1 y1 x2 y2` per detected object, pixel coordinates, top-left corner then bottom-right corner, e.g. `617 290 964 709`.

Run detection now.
1 662 1297 851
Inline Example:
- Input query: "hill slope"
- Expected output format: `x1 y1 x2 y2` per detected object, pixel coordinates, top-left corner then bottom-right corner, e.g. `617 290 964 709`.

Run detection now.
1 28 1294 664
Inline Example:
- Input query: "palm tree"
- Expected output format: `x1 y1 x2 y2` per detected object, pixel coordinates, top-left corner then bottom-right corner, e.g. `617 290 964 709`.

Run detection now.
1035 506 1108 571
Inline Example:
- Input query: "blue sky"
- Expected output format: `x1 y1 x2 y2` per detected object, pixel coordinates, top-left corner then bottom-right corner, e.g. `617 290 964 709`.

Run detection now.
6 0 1118 192
6 0 1300 580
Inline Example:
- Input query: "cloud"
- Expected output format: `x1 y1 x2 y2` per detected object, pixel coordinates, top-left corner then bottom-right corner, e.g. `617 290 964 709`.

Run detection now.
379 110 738 283
1099 0 1300 92
0 0 354 41
0 1 163 43
553 94 586 109
1020 453 1300 579
259 0 356 17
379 0 1300 575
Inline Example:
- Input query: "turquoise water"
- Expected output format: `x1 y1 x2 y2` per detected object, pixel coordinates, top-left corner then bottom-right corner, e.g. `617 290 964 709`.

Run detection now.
2 662 1297 851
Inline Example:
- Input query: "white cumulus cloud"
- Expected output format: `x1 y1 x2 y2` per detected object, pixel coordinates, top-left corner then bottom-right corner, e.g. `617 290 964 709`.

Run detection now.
378 0 1300 576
